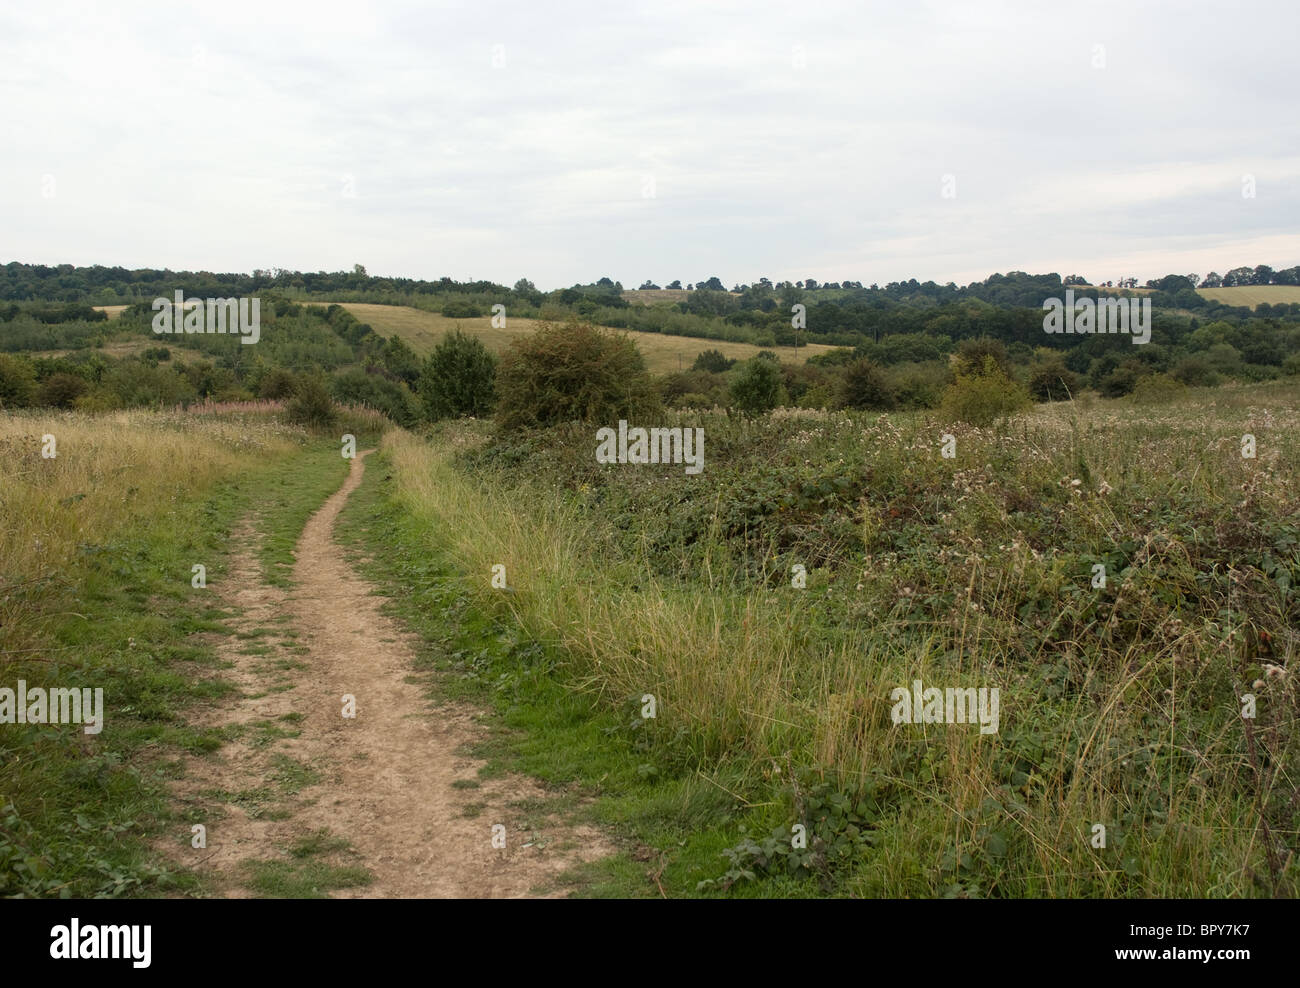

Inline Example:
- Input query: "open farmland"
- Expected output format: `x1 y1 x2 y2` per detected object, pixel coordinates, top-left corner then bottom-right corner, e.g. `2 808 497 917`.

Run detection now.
1197 285 1300 308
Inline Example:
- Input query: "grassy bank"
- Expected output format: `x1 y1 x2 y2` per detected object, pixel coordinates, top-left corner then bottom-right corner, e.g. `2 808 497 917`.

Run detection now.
373 380 1299 897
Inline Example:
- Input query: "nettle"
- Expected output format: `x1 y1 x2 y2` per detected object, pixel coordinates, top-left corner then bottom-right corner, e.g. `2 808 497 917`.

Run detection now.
698 774 882 893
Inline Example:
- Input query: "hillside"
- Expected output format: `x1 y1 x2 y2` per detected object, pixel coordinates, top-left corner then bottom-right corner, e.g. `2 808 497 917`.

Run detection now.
299 301 838 373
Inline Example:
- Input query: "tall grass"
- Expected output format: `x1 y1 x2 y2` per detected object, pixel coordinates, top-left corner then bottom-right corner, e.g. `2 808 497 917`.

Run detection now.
384 380 1299 896
0 409 309 655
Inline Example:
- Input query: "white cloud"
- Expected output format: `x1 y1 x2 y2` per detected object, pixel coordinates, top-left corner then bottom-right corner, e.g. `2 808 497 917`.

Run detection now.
0 0 1296 287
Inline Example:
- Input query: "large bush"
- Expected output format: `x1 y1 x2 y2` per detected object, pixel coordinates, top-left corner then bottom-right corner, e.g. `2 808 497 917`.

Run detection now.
954 337 1012 377
37 373 90 409
495 320 658 431
418 330 497 421
1027 358 1079 402
836 358 895 410
258 367 299 400
729 355 784 416
332 367 420 427
692 349 736 373
286 374 338 429
940 356 1030 426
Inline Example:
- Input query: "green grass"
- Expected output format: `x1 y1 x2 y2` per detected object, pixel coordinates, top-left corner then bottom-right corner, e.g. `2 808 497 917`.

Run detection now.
241 828 371 898
255 446 353 586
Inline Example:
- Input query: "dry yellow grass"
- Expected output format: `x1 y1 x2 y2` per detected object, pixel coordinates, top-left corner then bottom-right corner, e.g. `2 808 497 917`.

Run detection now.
31 338 156 360
0 410 306 653
1196 285 1300 308
91 305 130 318
623 289 697 305
306 302 835 373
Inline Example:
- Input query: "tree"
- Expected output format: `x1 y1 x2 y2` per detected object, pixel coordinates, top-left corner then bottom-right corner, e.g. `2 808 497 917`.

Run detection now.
418 329 497 421
700 276 725 291
381 335 421 385
729 355 783 415
666 280 682 289
495 320 658 431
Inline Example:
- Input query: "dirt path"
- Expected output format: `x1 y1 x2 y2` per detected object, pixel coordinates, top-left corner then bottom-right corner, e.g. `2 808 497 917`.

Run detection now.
169 450 610 897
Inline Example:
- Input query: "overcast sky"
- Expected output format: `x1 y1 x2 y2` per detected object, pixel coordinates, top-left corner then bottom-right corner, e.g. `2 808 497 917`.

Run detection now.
2 0 1296 290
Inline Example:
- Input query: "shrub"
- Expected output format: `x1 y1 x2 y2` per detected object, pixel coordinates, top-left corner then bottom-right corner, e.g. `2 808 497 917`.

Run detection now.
0 353 37 409
37 373 90 409
1172 355 1221 388
285 374 338 429
1098 364 1141 398
836 358 895 410
939 356 1030 426
1130 372 1188 404
692 349 736 373
495 320 658 431
1027 359 1079 402
258 367 299 400
418 330 497 421
102 361 195 408
441 299 483 318
332 368 419 427
658 370 727 407
888 361 951 410
729 355 784 416
954 337 1011 377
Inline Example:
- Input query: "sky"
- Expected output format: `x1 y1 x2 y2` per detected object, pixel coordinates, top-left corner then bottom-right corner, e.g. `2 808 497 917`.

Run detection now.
1 0 1297 291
